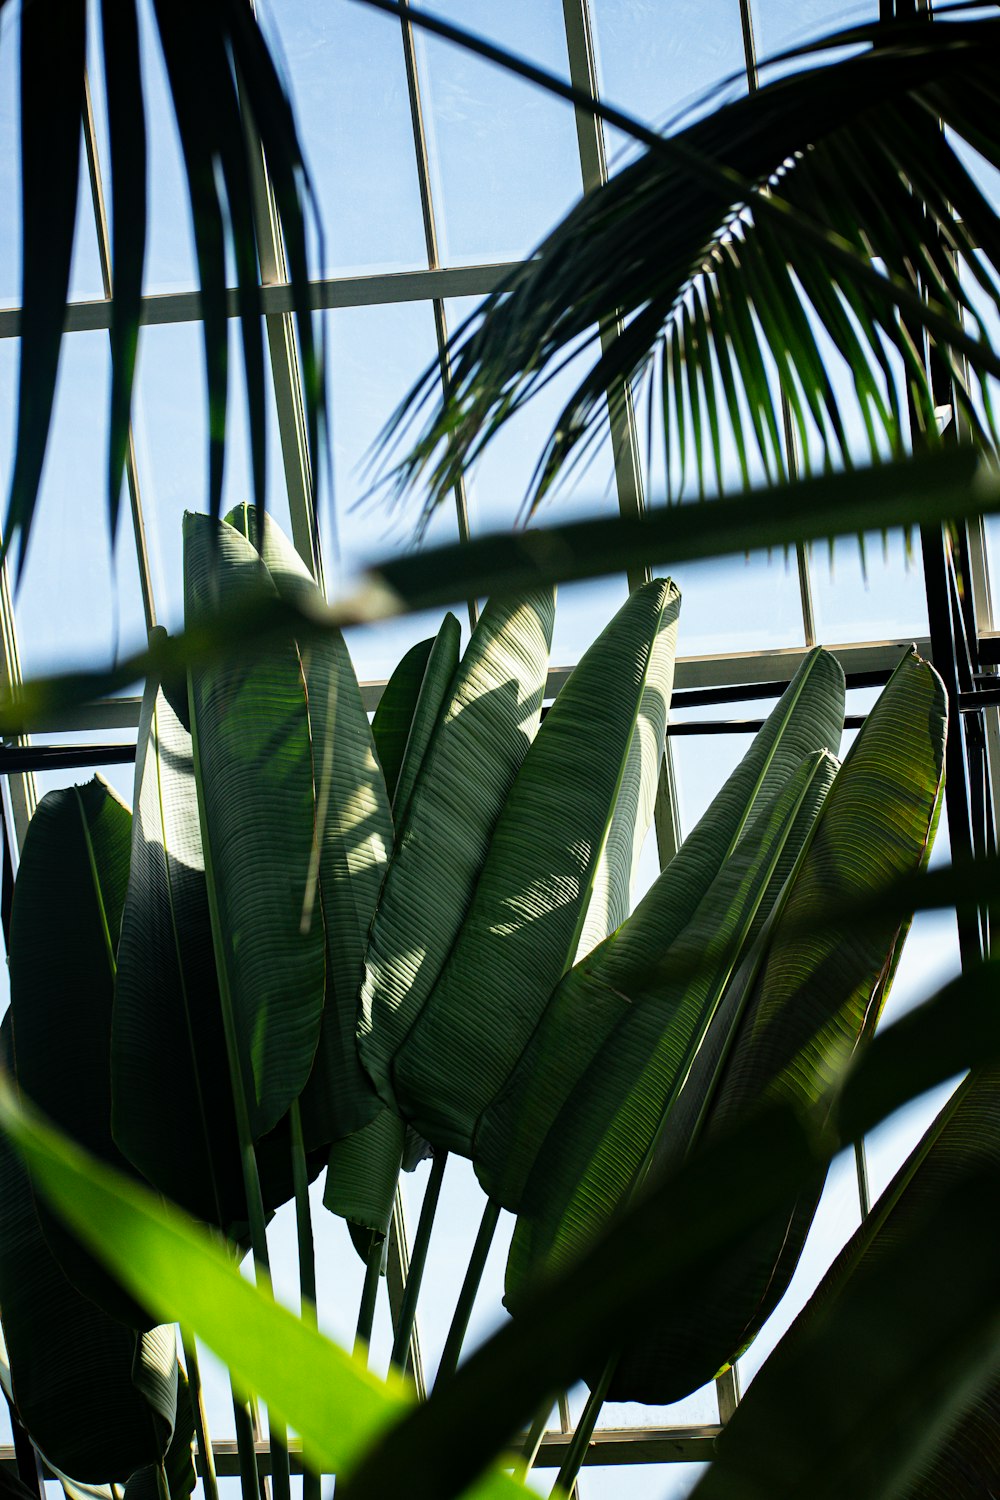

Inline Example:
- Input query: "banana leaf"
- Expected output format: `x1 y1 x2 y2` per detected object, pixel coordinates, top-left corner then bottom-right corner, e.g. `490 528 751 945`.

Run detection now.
476 644 845 1209
184 511 326 1140
503 749 836 1313
113 653 316 1228
122 1368 196 1500
391 613 462 831
113 657 245 1228
692 1067 1000 1500
391 578 681 1154
359 588 556 1107
370 637 435 804
7 777 150 1328
0 1017 177 1484
608 647 947 1401
226 504 395 1152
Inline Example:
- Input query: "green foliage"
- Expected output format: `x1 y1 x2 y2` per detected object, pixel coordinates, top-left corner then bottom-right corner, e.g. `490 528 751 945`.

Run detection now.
0 501 969 1498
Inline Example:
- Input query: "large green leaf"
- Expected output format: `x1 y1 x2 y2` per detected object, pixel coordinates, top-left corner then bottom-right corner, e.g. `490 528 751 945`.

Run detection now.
0 1017 176 1484
476 644 845 1208
503 749 836 1316
227 504 394 1152
692 1066 1000 1500
184 512 325 1140
337 961 1000 1500
113 660 245 1229
371 637 435 803
605 647 947 1401
391 613 462 830
0 1083 525 1500
8 777 152 1328
358 588 555 1106
391 578 680 1154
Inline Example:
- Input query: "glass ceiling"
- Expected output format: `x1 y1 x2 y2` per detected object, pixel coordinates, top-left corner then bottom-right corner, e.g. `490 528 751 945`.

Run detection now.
0 1 992 1497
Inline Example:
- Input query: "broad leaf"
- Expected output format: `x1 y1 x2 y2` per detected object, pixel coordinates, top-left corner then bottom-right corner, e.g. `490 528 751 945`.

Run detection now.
8 778 149 1327
392 613 462 830
503 749 836 1315
692 1067 1000 1500
392 578 681 1153
184 512 325 1140
0 1084 525 1500
371 637 436 803
114 659 245 1229
608 648 947 1401
337 962 1000 1500
359 589 555 1106
227 504 394 1152
0 1019 177 1484
476 644 845 1209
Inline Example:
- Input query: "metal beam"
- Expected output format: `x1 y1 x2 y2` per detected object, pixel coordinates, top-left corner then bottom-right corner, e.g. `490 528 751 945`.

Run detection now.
12 634 949 736
0 1425 723 1477
0 265 517 340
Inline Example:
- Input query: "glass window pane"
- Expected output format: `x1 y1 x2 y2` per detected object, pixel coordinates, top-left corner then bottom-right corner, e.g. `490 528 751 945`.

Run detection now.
261 0 429 277
0 333 147 677
591 0 749 169
132 319 293 633
414 1 582 264
322 301 465 682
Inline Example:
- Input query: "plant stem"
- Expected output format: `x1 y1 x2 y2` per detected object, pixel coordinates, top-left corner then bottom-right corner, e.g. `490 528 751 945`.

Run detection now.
389 1150 447 1371
354 1234 383 1357
289 1102 322 1500
434 1196 501 1386
553 1362 615 1497
181 1332 220 1500
290 1102 317 1319
513 1394 555 1483
557 1395 580 1500
188 677 292 1500
231 1383 262 1500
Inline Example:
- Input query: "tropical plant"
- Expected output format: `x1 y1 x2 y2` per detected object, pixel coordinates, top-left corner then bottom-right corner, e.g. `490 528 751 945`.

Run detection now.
3 2 1000 1498
0 502 956 1499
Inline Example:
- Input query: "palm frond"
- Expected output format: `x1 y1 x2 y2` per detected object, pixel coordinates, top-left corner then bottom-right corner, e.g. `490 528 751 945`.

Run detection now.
375 15 1000 520
3 0 322 557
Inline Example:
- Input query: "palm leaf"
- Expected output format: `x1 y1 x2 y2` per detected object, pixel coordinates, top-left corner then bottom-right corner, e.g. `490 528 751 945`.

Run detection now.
100 0 146 543
5 0 85 569
358 588 555 1106
476 644 845 1211
377 15 1000 516
5 0 320 553
7 777 153 1329
692 1066 1000 1500
0 1018 178 1485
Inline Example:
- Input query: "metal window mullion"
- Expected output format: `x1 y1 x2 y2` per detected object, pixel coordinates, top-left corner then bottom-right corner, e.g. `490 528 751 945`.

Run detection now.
399 0 477 630
739 1 816 649
387 1186 426 1398
0 264 519 339
238 68 325 591
81 71 158 634
561 0 647 595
